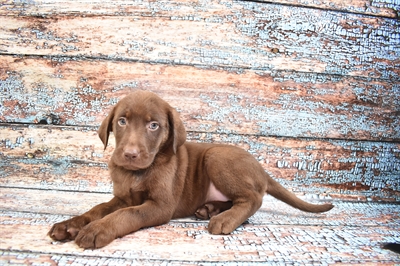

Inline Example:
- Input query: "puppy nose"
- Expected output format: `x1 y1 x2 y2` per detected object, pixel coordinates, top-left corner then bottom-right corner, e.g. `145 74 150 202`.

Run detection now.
124 149 139 160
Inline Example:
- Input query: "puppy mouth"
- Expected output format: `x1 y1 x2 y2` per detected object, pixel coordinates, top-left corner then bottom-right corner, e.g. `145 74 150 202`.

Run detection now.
114 152 156 171
122 163 150 171
122 159 153 171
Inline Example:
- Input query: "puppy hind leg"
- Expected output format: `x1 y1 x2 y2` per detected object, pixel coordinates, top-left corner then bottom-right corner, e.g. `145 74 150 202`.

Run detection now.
203 146 266 234
195 201 233 220
207 195 263 235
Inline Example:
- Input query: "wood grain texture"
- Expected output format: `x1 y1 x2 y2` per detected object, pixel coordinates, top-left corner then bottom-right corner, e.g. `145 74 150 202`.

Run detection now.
1 56 399 141
2 187 399 228
1 0 399 18
259 0 400 18
1 124 399 200
1 1 399 80
1 187 400 264
1 0 399 264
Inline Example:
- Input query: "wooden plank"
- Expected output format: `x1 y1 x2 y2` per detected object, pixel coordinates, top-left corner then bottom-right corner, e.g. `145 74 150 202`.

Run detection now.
1 125 399 200
2 187 399 228
0 209 399 264
1 57 399 141
0 2 399 80
1 0 398 20
0 251 198 266
1 187 113 216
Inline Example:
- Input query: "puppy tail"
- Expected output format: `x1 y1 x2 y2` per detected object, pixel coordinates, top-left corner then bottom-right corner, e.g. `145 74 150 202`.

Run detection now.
266 177 334 213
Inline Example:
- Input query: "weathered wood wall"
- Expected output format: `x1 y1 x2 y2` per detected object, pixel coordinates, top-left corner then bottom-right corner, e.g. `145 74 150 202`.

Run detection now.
0 0 399 202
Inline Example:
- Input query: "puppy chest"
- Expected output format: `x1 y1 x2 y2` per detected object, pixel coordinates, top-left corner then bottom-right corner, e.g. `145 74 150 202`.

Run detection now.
112 175 147 206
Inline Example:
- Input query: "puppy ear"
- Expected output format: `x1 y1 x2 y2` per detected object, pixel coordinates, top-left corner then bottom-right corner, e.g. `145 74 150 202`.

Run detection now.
168 108 187 153
98 108 115 150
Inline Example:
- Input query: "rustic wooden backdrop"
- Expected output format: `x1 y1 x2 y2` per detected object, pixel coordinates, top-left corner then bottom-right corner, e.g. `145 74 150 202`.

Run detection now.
0 0 400 264
1 0 399 200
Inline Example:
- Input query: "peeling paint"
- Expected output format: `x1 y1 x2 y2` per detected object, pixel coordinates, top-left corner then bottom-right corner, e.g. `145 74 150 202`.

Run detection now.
2 0 399 18
1 56 398 141
197 88 399 140
1 1 399 79
0 75 111 125
235 2 399 79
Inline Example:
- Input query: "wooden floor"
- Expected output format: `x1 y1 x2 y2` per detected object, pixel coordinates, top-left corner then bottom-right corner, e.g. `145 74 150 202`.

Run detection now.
1 187 399 265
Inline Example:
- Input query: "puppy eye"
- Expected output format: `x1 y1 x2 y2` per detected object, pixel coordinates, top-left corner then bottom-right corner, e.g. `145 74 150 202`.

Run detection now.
148 122 159 131
118 117 127 126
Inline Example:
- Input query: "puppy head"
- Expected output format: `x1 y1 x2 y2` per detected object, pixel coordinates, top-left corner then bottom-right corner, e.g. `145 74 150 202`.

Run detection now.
98 90 186 170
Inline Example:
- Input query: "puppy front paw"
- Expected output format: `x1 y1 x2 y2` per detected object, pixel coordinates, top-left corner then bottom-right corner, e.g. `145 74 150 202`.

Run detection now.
75 220 116 249
48 216 90 241
208 214 238 235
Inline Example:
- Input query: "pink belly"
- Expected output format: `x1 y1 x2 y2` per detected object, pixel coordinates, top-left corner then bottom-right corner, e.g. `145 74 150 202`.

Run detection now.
206 181 230 202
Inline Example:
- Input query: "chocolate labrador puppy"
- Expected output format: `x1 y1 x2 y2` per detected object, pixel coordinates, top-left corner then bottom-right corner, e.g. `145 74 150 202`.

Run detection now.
49 90 333 249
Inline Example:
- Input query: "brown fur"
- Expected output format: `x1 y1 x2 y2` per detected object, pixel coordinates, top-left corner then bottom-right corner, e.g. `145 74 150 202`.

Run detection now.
48 90 333 249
